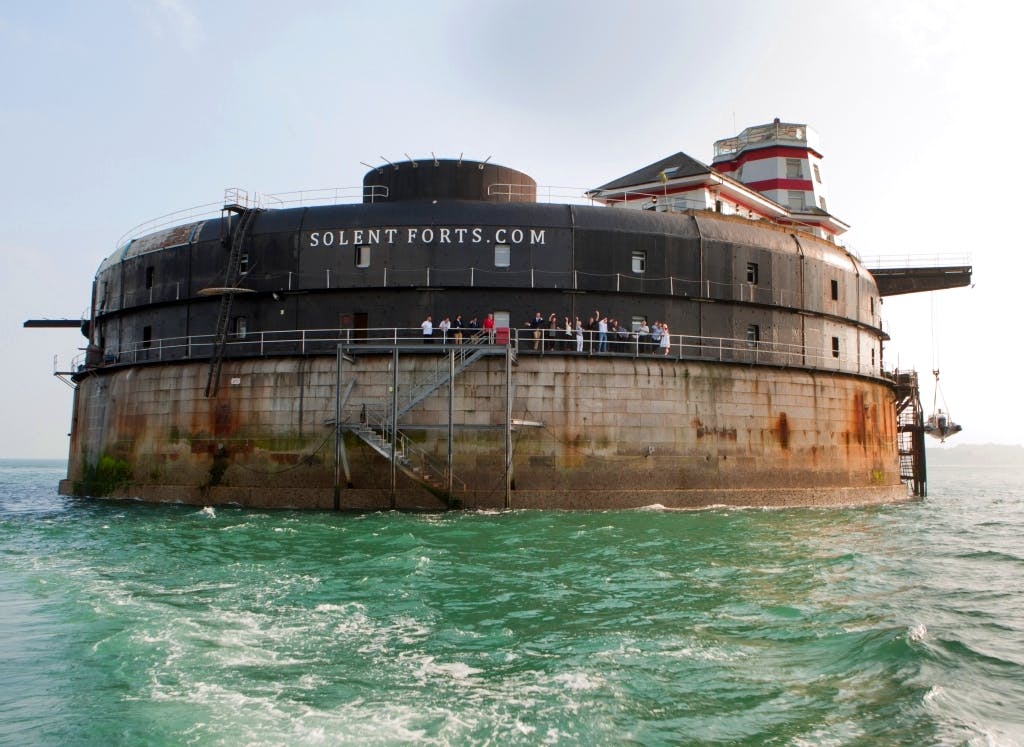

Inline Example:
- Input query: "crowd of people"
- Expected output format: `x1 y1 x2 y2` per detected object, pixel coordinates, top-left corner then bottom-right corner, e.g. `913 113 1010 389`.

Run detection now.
419 313 494 345
417 310 672 355
523 311 671 356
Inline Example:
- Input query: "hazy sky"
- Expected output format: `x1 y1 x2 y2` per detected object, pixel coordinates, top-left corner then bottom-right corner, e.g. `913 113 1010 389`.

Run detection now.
2 0 1019 457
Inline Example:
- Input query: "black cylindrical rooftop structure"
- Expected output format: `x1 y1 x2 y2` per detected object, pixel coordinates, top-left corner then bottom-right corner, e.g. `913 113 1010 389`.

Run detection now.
363 158 536 203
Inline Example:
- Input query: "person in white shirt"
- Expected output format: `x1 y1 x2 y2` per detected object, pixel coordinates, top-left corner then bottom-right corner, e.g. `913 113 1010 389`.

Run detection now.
421 315 434 344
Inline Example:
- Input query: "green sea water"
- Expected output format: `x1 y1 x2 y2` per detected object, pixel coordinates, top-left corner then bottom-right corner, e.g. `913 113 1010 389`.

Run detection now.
1 459 1022 746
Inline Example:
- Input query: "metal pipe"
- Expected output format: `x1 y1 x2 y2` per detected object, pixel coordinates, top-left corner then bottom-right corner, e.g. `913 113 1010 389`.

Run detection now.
447 348 454 496
334 344 342 510
505 344 512 509
391 347 398 508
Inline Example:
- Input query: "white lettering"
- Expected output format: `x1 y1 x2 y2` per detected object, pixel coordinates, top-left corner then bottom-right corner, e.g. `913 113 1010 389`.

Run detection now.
307 225 546 248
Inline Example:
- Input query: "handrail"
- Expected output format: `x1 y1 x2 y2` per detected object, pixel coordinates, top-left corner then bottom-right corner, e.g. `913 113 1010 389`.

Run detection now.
114 201 223 250
113 180 859 251
359 404 467 493
90 325 887 379
861 253 972 269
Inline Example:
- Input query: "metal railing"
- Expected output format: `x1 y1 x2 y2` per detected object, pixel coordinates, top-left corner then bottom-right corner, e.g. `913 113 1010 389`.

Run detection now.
93 325 885 379
861 253 972 269
356 404 468 495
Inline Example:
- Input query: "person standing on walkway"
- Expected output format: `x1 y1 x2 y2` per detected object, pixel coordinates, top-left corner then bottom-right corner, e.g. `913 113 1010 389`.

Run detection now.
483 312 495 344
659 322 671 356
452 314 464 344
421 314 434 344
531 312 544 350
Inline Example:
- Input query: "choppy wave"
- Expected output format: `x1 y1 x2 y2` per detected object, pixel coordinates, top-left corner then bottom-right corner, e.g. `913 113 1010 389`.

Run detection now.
1 460 1023 745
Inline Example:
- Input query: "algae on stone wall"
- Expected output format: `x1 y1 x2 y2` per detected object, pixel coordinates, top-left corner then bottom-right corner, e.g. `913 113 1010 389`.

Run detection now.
73 455 132 497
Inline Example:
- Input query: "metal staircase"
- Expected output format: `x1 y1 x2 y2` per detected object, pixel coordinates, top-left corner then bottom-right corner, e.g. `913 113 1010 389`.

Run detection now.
894 370 927 497
205 206 260 397
396 344 491 417
341 341 512 505
348 406 466 506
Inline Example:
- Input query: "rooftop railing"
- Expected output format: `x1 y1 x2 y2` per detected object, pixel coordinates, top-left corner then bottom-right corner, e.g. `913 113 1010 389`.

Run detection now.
861 253 972 269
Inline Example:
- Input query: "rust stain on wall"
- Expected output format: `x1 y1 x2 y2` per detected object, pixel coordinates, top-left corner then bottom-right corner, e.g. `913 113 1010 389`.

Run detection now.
691 418 737 441
850 391 867 446
774 412 791 450
214 403 234 437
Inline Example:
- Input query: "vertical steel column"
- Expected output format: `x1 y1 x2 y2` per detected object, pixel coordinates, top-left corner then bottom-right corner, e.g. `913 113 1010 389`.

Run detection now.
447 348 454 496
390 347 398 509
505 344 512 509
334 344 342 510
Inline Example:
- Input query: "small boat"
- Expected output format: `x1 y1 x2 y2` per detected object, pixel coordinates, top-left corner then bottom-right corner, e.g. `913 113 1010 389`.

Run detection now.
924 409 962 442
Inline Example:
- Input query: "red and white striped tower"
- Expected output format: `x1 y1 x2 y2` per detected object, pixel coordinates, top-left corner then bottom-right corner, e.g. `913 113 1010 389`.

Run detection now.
712 119 830 215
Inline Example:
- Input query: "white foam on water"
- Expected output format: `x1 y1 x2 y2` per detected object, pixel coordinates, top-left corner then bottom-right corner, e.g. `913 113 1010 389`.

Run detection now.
908 623 928 642
552 671 602 692
413 654 483 683
199 506 215 518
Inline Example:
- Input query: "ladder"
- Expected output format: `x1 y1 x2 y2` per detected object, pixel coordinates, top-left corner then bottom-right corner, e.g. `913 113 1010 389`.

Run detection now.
894 370 927 497
205 207 259 397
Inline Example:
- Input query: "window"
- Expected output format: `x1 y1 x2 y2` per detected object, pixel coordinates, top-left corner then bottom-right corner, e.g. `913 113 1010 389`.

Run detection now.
233 316 247 339
787 191 804 211
145 266 154 289
239 253 249 273
631 250 646 274
746 324 760 345
830 279 839 300
819 196 827 211
355 245 371 268
871 347 876 369
746 262 759 284
631 315 646 332
832 336 840 358
870 297 875 314
786 158 802 178
813 163 822 183
142 325 152 349
494 243 510 268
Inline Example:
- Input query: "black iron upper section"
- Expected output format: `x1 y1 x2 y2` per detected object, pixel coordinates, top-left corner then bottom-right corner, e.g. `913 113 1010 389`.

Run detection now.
362 159 536 204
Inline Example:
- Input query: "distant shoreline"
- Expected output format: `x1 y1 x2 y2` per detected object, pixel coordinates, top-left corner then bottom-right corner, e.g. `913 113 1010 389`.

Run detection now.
927 444 1024 466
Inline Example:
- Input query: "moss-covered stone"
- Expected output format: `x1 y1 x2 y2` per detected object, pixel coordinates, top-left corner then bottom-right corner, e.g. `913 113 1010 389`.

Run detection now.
73 455 132 496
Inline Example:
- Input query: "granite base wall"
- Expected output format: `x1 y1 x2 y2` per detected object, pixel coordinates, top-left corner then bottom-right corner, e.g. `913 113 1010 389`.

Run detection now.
62 353 910 510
